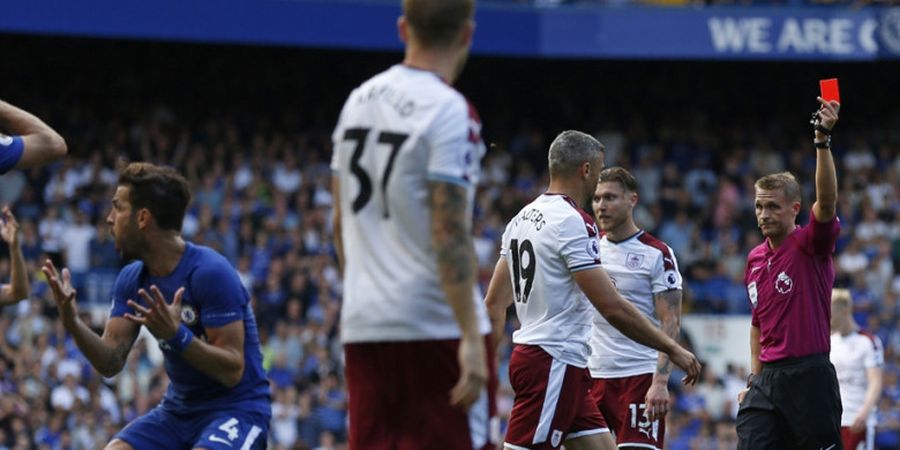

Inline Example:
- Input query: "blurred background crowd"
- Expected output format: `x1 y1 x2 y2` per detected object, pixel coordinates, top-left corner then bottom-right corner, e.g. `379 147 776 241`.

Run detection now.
0 37 897 449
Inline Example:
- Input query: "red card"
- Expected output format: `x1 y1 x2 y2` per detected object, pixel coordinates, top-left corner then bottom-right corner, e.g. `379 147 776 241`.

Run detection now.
820 78 840 103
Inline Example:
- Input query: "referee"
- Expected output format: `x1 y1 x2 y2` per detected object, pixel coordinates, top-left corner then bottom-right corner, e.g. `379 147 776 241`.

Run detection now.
736 96 843 450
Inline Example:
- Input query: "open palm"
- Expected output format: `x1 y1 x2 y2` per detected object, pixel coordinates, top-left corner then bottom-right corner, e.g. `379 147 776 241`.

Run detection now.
41 259 77 311
0 207 19 244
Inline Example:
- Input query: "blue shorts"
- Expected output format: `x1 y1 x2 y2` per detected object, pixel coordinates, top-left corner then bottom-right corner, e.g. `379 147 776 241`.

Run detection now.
115 407 268 449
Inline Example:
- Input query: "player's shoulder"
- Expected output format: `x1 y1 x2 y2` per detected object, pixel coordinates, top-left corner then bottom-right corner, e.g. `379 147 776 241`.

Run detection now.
747 241 769 261
635 231 677 267
187 242 233 271
543 194 598 238
856 328 883 349
116 260 144 283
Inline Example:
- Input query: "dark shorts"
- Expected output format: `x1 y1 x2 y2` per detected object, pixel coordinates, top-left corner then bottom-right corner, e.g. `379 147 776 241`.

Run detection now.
736 353 843 450
115 406 268 450
504 345 608 450
343 337 498 450
592 373 665 450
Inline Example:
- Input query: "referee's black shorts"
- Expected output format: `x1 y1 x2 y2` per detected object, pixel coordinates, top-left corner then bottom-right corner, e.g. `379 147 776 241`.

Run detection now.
736 353 843 450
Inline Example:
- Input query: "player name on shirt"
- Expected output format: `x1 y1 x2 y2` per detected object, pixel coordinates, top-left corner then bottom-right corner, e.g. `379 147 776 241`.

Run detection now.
332 64 490 344
502 194 601 368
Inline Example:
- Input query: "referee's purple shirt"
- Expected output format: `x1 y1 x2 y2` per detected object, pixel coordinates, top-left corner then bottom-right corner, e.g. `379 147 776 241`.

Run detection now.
744 209 840 363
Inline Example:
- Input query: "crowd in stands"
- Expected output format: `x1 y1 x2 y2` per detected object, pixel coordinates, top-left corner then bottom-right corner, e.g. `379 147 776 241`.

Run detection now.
0 40 897 449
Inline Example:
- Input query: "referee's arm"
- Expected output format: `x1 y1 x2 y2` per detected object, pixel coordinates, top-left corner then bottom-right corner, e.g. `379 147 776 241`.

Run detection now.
812 97 839 223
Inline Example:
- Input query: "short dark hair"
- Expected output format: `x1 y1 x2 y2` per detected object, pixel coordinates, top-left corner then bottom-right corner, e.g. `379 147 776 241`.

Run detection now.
118 162 191 231
547 130 605 177
755 172 801 203
598 166 638 193
403 0 474 48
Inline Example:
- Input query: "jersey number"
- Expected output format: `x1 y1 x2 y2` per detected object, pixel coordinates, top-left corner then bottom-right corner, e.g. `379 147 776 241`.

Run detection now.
510 239 536 303
343 128 409 218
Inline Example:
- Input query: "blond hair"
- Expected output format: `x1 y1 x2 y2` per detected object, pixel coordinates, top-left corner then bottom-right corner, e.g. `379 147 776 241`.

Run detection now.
755 172 801 203
831 288 852 308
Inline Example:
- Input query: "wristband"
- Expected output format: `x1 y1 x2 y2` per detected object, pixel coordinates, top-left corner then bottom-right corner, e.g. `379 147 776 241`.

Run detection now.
165 324 194 353
814 124 831 136
815 136 831 149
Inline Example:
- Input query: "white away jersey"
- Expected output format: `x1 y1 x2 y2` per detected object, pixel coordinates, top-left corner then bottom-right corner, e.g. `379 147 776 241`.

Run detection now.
830 329 884 426
331 65 490 343
589 231 682 378
502 193 602 368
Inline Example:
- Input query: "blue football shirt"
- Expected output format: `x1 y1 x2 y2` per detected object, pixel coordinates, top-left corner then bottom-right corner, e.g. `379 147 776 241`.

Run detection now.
0 134 24 174
110 242 271 417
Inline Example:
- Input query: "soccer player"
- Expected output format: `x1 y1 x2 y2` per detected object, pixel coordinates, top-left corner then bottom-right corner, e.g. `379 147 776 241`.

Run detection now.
0 207 28 305
42 162 271 450
589 167 683 450
830 288 884 450
330 1 495 449
484 131 701 450
736 97 842 449
0 99 68 173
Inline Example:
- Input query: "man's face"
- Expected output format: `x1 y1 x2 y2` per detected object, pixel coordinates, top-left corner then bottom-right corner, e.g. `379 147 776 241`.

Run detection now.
106 185 142 260
593 181 635 232
754 188 799 240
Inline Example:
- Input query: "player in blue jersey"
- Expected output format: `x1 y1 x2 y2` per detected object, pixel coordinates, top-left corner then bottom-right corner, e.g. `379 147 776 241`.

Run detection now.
0 99 68 173
42 162 271 450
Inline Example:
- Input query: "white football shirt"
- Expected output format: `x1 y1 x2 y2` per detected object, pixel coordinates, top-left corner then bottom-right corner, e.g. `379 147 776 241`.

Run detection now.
588 231 682 378
830 329 884 426
331 65 490 343
501 193 602 368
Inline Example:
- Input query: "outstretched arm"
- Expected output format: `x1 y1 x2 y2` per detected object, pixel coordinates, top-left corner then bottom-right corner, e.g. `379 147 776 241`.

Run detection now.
812 97 840 223
0 207 28 305
574 267 700 384
43 260 139 377
0 100 67 169
124 286 246 388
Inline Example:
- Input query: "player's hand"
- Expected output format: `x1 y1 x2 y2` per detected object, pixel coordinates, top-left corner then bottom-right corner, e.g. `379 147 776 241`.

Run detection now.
645 381 670 422
668 346 701 385
0 207 20 245
850 414 867 433
450 335 488 410
41 259 77 315
737 387 749 404
124 286 185 341
815 97 840 131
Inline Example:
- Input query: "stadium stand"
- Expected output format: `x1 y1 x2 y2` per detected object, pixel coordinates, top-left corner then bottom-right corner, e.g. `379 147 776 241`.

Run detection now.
0 15 898 450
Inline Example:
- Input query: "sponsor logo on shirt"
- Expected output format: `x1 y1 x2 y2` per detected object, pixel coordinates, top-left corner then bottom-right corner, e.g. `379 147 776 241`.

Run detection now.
775 271 793 294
